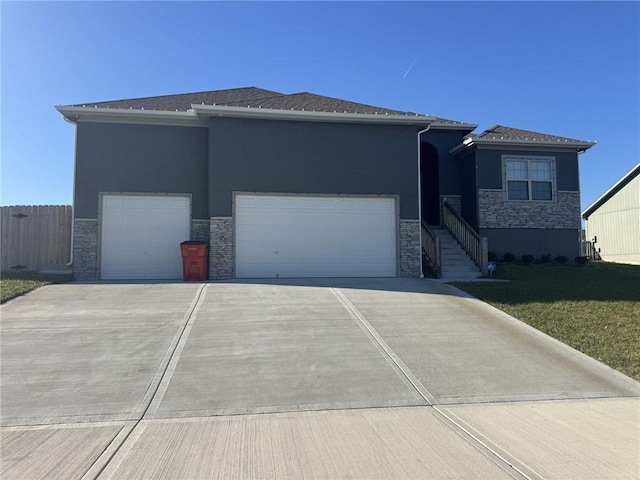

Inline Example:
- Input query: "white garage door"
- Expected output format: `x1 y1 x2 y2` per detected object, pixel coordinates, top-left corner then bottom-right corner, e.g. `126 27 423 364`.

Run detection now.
235 195 397 278
100 195 190 280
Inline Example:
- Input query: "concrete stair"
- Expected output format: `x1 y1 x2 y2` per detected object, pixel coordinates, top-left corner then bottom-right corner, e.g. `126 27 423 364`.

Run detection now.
431 227 482 281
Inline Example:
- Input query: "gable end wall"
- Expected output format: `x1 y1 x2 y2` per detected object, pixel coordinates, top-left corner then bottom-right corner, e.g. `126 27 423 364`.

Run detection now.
585 173 640 264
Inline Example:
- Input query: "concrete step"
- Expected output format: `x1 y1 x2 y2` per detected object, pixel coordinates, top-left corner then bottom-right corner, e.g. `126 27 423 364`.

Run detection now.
426 225 483 280
440 245 467 255
440 242 463 248
441 254 473 260
442 261 478 268
438 238 460 245
437 240 458 246
443 262 480 270
441 267 481 274
441 252 467 258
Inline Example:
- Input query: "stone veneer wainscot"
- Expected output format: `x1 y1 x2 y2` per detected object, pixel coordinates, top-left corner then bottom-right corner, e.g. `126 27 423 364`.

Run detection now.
478 190 581 229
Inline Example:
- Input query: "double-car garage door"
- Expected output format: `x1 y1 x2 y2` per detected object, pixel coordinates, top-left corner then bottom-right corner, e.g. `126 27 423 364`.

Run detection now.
235 195 397 278
100 194 397 279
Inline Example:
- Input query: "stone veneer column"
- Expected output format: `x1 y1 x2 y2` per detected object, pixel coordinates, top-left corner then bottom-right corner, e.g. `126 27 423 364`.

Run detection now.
209 217 233 279
399 219 421 278
72 219 98 281
191 219 211 243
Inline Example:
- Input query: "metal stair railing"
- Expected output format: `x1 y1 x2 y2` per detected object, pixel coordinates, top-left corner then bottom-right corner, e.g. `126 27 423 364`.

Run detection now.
442 202 488 276
421 220 441 278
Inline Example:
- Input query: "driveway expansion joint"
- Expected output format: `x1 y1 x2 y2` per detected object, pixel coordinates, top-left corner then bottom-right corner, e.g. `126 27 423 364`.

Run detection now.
329 287 436 405
432 405 541 480
81 283 209 480
329 286 540 480
4 279 638 479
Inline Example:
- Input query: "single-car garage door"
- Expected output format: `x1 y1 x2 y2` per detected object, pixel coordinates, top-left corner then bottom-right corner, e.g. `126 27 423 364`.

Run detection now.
100 195 190 280
235 194 397 278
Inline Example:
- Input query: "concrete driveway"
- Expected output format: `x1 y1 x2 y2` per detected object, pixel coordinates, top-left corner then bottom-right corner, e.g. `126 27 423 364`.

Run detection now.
1 279 639 479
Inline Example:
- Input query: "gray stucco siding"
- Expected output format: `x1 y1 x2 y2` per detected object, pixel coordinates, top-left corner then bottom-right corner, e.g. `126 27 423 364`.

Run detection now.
475 148 580 191
208 117 420 218
74 122 209 218
459 150 478 229
421 130 468 196
480 228 580 259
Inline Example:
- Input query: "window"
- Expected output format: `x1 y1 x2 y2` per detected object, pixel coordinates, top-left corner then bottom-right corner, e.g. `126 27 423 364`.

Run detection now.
505 156 554 201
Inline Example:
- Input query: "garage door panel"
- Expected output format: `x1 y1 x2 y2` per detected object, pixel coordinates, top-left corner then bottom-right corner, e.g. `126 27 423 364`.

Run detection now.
235 195 397 278
124 197 150 209
100 195 190 280
102 247 141 266
241 261 395 279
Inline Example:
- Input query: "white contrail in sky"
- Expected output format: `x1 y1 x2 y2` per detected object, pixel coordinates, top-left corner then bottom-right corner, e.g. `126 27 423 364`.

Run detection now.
403 54 420 78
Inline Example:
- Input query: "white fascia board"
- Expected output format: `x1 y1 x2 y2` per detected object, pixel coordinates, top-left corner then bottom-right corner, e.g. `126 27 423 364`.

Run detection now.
55 104 475 129
450 137 596 155
428 123 478 131
55 106 206 127
191 104 437 126
471 137 595 149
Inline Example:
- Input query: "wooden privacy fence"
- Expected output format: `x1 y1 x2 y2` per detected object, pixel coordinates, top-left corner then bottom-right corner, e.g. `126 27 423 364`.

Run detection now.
1 205 72 272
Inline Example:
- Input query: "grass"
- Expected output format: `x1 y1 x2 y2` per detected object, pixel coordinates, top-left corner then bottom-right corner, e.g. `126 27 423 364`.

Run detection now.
1 272 74 304
452 261 640 381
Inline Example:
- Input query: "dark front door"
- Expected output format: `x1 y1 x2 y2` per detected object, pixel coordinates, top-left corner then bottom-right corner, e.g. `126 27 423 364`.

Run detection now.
421 142 440 225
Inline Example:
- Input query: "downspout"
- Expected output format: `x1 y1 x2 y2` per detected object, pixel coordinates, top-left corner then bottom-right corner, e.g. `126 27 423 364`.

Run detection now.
61 113 78 268
417 125 432 279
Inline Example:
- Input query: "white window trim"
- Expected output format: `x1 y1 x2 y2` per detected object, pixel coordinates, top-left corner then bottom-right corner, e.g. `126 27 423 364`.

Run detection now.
502 154 557 202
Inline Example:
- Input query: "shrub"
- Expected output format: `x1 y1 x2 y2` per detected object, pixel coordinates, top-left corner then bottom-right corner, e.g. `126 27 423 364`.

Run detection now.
540 254 552 263
555 255 569 264
503 252 516 262
488 251 498 262
575 256 588 265
521 254 534 264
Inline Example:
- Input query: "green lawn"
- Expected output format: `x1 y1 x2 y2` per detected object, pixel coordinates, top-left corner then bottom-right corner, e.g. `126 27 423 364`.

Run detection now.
452 261 640 381
1 272 73 304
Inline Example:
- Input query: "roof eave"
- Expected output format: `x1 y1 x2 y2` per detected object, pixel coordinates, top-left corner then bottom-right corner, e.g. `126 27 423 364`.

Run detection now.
449 137 475 155
55 104 439 127
191 104 437 126
582 162 640 219
55 105 204 126
428 123 478 132
450 137 596 155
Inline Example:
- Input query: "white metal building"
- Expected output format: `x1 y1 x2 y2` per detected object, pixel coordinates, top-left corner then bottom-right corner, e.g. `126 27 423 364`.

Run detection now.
582 163 640 265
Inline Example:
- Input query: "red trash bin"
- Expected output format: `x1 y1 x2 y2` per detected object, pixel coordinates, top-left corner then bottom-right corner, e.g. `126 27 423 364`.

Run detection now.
180 241 209 281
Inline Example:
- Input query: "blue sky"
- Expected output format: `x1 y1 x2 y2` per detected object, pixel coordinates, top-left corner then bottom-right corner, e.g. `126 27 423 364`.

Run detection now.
2 1 638 212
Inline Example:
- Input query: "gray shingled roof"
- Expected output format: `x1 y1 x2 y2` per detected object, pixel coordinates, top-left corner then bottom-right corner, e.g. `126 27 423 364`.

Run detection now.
71 87 283 112
68 86 469 124
221 91 414 115
469 125 593 144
